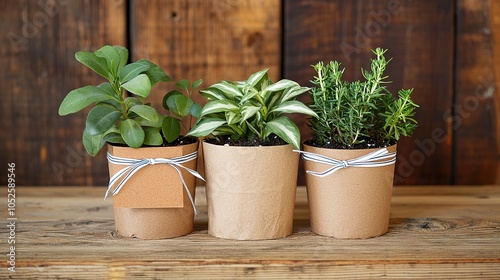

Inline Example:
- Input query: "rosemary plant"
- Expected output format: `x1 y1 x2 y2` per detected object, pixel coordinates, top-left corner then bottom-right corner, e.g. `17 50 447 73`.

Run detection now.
308 48 418 149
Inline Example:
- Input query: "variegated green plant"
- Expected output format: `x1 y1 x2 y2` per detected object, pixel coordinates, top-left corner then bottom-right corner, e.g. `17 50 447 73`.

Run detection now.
187 68 317 150
58 45 202 156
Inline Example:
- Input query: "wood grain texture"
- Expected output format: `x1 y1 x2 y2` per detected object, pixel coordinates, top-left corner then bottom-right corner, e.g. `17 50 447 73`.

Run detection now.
455 0 500 184
129 0 281 181
0 0 127 186
1 0 499 187
129 0 281 117
284 0 455 185
0 186 499 278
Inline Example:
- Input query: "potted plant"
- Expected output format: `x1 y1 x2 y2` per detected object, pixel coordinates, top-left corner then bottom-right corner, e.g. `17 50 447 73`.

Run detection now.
302 48 418 239
58 45 204 239
187 68 317 240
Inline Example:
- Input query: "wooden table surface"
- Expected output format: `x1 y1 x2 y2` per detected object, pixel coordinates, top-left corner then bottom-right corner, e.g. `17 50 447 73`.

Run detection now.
1 186 499 279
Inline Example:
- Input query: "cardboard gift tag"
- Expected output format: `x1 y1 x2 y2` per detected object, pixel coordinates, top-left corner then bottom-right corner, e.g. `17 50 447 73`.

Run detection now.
107 142 198 209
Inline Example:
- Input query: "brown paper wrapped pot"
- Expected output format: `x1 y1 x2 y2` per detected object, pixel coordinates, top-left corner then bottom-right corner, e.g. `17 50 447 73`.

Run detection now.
303 144 397 239
202 142 299 240
107 141 198 239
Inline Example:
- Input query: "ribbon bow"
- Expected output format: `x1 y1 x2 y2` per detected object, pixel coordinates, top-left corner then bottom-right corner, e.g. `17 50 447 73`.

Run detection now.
295 148 396 178
105 151 204 215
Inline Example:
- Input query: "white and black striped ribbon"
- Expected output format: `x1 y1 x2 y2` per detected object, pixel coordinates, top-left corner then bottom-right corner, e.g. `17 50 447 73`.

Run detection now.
295 148 396 178
105 151 204 215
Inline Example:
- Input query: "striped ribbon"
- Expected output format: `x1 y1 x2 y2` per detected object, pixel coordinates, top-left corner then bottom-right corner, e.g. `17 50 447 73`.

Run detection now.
105 151 204 215
295 148 396 178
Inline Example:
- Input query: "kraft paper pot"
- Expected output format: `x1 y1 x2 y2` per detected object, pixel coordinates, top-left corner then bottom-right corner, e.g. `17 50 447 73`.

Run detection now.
202 141 299 240
107 141 199 239
303 144 397 239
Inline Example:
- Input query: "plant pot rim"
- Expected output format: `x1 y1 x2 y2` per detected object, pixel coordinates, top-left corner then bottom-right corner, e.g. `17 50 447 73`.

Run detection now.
303 141 397 151
202 139 292 149
107 140 199 150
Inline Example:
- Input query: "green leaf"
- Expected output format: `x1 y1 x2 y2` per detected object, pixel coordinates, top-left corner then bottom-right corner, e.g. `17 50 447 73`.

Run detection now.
200 88 225 101
83 128 105 157
167 94 194 118
192 79 203 89
75 51 110 80
134 114 164 128
114 46 129 73
266 92 282 110
99 99 122 111
210 125 237 136
119 60 150 84
246 68 269 88
265 79 299 92
162 90 183 110
162 117 181 143
144 127 163 146
270 100 318 117
85 104 122 135
190 103 202 118
121 74 152 98
225 111 241 125
187 117 227 137
124 97 142 108
104 132 126 145
118 119 145 148
246 121 260 136
97 82 118 96
240 104 261 122
228 123 244 135
239 88 259 104
175 79 190 91
200 100 239 116
211 81 243 99
129 104 159 123
58 86 113 115
281 86 310 102
139 59 172 85
95 45 122 75
265 116 301 150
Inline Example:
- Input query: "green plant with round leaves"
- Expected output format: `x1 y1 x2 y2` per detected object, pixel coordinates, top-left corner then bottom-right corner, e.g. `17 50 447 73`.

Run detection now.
162 79 203 143
187 68 318 150
58 45 202 156
308 48 419 149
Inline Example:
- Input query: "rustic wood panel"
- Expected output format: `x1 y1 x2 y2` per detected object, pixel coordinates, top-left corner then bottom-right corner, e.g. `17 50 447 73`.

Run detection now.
1 0 499 186
284 0 455 185
129 0 281 181
455 0 500 184
129 0 281 115
0 0 127 186
0 186 499 278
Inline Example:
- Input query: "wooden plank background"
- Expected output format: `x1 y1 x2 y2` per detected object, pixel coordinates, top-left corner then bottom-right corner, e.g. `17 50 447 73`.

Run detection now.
0 0 498 186
455 0 500 184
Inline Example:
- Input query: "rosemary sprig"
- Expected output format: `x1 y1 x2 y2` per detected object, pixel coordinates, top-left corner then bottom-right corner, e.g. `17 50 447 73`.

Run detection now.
308 48 418 149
